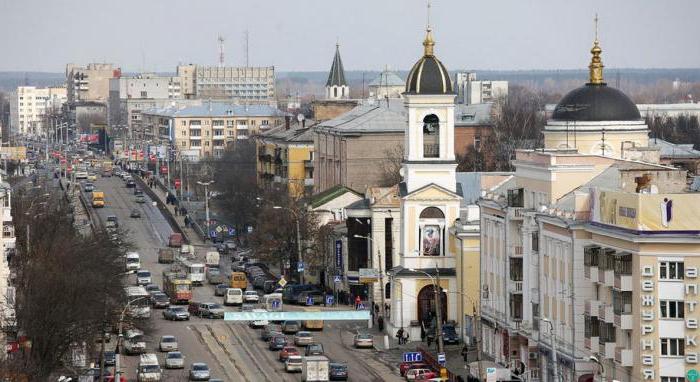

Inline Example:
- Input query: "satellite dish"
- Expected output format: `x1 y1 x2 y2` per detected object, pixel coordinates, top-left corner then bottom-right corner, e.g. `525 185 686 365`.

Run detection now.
296 113 305 122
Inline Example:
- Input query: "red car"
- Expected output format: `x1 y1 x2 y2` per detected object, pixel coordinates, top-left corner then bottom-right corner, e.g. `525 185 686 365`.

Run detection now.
279 346 300 362
400 362 428 377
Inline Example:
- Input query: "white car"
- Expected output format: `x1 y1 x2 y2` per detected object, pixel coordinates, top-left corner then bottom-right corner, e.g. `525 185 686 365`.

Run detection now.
243 290 259 303
159 335 178 352
164 351 185 369
285 355 303 373
136 270 152 286
249 309 268 328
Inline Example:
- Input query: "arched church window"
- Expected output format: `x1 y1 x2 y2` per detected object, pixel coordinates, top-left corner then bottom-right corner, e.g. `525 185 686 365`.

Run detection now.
334 87 338 98
423 114 440 158
420 207 445 219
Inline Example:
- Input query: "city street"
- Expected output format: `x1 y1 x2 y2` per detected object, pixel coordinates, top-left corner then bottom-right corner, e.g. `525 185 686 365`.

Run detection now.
90 174 401 381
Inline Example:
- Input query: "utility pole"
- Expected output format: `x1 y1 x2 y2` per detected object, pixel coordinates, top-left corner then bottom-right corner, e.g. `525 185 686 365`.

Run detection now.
435 265 444 354
197 180 215 241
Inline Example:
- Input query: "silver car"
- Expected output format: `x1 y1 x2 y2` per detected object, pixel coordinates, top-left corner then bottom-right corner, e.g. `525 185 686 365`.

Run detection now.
159 335 178 352
165 351 185 369
189 362 211 381
294 331 314 346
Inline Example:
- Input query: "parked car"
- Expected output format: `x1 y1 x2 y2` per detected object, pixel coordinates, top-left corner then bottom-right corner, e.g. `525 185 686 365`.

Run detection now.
294 331 314 346
329 362 349 381
426 324 460 345
297 290 325 305
268 335 287 351
243 290 259 303
282 320 301 334
163 306 190 321
189 362 211 381
285 355 303 373
151 292 170 309
165 351 185 369
305 343 324 356
130 208 141 218
159 335 178 352
261 324 282 341
279 346 299 362
214 283 228 297
353 333 374 348
405 369 437 381
400 362 429 377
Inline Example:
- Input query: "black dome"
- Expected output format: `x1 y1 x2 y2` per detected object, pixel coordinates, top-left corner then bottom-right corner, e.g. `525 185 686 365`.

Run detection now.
552 83 641 121
405 55 453 95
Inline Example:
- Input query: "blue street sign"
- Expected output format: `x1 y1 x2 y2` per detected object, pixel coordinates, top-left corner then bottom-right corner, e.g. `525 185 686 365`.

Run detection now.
209 230 217 238
228 227 236 236
271 300 281 309
247 226 253 233
297 262 304 273
326 295 334 305
334 275 342 283
437 352 446 366
357 303 365 310
306 295 314 306
403 352 423 363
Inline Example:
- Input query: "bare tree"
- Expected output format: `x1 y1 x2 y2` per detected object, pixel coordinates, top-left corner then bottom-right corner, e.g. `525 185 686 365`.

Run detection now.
378 144 404 186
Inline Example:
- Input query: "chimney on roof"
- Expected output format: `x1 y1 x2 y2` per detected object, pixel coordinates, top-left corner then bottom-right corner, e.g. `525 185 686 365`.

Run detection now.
285 116 291 130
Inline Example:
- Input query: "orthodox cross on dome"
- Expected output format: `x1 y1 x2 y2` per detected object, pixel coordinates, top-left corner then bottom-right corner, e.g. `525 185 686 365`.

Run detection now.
423 0 435 56
588 13 605 85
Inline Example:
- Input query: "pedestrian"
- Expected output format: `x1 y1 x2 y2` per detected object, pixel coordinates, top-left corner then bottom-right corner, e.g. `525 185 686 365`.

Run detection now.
403 331 409 344
354 295 362 310
378 316 384 331
461 345 469 362
374 303 379 316
420 323 426 342
396 327 404 345
181 207 188 215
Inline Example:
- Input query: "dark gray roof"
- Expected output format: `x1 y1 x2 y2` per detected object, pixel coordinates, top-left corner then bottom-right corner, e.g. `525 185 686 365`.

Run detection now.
143 102 287 118
552 84 641 122
649 138 700 159
315 100 407 134
405 55 453 95
326 45 347 87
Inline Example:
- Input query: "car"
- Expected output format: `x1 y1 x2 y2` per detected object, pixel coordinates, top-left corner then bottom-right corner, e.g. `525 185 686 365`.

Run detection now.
243 290 259 303
134 188 143 195
425 324 460 345
241 303 255 312
135 194 146 203
75 171 88 179
285 355 303 373
249 308 268 328
126 179 136 188
106 215 119 228
83 183 95 192
400 362 429 377
305 343 324 356
130 208 141 218
406 369 437 381
207 268 224 285
261 324 282 341
353 333 374 348
145 284 161 295
281 320 301 334
329 362 349 381
103 350 116 366
293 331 314 346
189 362 211 381
151 292 170 308
268 334 287 351
136 270 152 285
198 302 225 319
88 174 97 182
297 290 325 305
278 346 299 362
165 351 185 369
163 306 190 321
214 283 228 297
159 335 179 352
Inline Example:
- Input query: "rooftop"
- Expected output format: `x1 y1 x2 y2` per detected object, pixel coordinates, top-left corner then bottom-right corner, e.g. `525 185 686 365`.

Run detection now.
649 138 700 159
142 102 288 118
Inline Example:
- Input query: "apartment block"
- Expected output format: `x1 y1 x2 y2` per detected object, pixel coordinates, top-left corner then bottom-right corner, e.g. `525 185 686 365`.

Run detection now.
10 86 67 137
65 63 120 103
454 72 508 105
176 65 275 101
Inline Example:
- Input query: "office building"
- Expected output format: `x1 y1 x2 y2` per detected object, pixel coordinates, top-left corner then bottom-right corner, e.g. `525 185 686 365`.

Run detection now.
454 72 508 105
176 64 275 101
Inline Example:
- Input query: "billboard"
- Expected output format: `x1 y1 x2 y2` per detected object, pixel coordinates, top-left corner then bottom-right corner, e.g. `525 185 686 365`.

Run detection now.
0 147 27 160
591 189 700 232
79 134 99 143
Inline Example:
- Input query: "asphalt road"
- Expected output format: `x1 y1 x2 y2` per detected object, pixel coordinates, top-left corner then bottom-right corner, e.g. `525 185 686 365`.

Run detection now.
90 174 401 382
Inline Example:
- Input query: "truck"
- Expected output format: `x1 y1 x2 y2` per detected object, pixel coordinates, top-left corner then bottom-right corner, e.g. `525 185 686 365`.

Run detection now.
101 160 113 177
162 271 193 304
205 251 220 268
137 353 162 381
168 233 184 248
302 355 330 382
157 248 175 264
91 191 105 208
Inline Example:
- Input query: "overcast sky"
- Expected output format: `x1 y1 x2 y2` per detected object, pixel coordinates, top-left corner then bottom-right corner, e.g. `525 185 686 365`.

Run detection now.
1 0 698 73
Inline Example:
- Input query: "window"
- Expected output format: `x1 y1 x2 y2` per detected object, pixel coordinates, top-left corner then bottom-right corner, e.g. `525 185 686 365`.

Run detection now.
474 135 481 152
660 338 684 356
531 232 539 252
422 114 440 158
660 300 684 319
261 119 269 126
140 91 147 97
189 129 201 137
661 378 685 382
181 120 186 125
659 261 684 280
190 140 201 147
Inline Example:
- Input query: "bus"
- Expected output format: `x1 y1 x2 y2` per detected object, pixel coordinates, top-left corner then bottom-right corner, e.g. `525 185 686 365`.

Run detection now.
302 307 324 330
125 286 151 319
178 258 205 286
163 271 193 304
230 272 248 289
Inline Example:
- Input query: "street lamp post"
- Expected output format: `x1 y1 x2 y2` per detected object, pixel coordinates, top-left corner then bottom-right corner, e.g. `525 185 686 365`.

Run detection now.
589 355 605 382
542 317 559 382
408 266 445 354
354 234 386 318
273 206 303 284
197 180 215 241
114 296 147 381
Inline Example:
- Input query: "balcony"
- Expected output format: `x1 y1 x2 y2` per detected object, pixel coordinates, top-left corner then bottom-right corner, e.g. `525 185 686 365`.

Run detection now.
507 207 527 220
614 312 633 330
600 342 616 359
510 281 523 294
597 267 614 287
236 124 248 130
585 300 600 316
614 347 633 367
598 304 614 323
613 274 633 291
584 336 598 350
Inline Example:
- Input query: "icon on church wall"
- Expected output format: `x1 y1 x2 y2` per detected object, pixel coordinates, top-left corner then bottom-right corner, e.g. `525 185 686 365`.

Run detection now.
422 225 440 256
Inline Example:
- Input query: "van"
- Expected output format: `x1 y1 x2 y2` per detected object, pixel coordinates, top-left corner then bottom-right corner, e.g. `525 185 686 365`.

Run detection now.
225 288 243 306
137 353 162 381
123 330 146 355
168 233 183 248
125 252 141 271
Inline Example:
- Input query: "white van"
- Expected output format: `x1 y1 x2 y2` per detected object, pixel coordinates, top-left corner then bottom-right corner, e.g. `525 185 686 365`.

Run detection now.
137 353 162 381
124 329 146 355
125 252 141 271
225 288 243 306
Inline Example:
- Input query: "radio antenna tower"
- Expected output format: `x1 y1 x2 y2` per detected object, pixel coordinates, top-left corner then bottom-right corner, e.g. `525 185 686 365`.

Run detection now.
218 35 225 67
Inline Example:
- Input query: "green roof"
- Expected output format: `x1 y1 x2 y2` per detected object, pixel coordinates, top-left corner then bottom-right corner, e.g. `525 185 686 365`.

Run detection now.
309 185 360 209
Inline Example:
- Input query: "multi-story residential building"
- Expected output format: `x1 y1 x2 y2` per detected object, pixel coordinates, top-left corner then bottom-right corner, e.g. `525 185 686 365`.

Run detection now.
141 101 286 159
65 63 119 104
256 119 315 199
175 64 275 101
9 86 67 137
0 175 16 356
478 33 700 382
454 72 508 105
108 74 184 139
